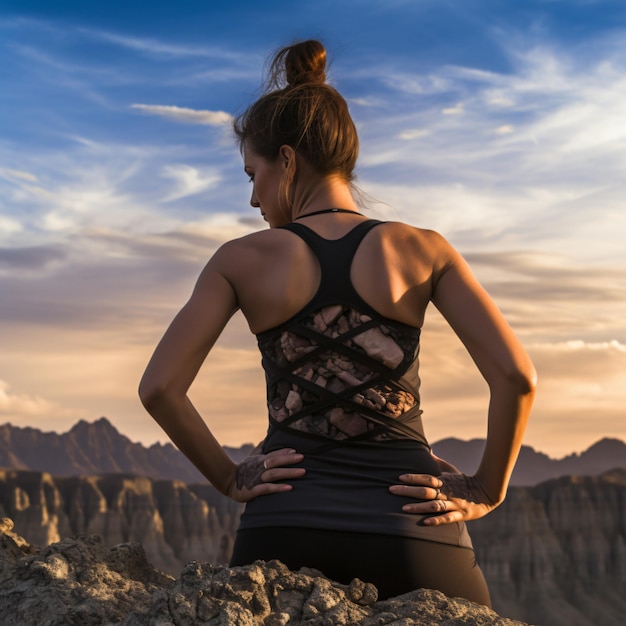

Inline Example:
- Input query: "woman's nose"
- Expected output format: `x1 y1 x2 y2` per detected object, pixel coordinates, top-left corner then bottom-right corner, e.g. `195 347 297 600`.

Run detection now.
250 189 259 208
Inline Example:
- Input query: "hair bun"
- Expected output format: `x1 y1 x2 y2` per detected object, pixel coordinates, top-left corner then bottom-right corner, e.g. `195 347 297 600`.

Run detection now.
269 40 327 88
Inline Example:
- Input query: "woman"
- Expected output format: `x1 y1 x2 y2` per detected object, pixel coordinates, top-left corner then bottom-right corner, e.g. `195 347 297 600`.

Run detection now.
139 40 536 606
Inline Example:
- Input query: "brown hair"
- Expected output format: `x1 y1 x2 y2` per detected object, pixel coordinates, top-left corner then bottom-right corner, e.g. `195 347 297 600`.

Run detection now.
234 40 359 210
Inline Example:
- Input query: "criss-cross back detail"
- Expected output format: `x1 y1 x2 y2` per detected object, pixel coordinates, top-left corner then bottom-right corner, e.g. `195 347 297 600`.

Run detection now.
256 220 428 450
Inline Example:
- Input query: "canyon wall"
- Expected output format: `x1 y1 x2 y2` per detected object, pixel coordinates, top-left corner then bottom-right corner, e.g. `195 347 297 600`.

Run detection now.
0 469 243 574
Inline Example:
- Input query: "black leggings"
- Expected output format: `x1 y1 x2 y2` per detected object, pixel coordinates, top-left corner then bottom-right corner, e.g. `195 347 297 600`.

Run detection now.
230 527 491 607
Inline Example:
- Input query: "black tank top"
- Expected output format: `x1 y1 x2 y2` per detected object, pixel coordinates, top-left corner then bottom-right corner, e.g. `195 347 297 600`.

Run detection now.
256 220 427 451
239 220 473 548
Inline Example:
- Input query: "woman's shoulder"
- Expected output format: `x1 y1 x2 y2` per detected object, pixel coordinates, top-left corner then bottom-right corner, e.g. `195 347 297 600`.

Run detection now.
375 221 457 261
216 227 296 256
209 227 307 279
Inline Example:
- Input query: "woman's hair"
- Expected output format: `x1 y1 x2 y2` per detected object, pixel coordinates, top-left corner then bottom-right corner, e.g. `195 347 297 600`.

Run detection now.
234 40 359 188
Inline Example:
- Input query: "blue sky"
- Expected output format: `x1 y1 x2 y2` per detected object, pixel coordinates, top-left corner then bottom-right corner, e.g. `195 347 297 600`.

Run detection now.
1 0 625 456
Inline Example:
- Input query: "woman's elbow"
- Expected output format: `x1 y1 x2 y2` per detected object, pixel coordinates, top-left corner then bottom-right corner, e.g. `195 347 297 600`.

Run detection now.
506 361 537 396
138 376 171 411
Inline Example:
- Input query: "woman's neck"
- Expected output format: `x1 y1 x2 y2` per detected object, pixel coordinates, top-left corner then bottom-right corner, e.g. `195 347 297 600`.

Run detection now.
290 174 359 220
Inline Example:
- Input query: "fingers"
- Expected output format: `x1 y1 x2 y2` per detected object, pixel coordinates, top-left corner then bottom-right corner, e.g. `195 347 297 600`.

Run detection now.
401 494 452 514
419 510 464 526
259 449 306 487
262 466 306 483
399 473 443 489
250 481 294 497
389 484 440 500
263 449 304 469
389 474 443 501
389 472 463 525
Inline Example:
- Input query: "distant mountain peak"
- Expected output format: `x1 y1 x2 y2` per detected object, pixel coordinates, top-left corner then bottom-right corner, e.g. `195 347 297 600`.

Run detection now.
71 416 117 432
585 437 626 452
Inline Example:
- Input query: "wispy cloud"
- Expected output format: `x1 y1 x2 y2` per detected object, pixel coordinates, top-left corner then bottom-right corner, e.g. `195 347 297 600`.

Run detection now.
131 104 233 126
0 168 38 183
0 380 59 418
397 129 429 141
160 165 222 202
77 27 249 62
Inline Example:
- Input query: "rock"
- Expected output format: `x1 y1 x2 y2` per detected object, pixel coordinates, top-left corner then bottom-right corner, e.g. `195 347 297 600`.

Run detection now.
0 522 526 625
0 522 173 625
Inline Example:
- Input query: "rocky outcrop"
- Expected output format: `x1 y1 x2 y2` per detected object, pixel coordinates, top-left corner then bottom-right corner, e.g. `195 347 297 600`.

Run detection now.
0 519 525 625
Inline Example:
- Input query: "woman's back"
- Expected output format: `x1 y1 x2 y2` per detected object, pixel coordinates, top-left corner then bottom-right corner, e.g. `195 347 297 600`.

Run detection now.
216 216 453 334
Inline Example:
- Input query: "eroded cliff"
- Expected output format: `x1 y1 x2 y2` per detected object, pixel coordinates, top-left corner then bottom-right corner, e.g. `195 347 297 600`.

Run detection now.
0 469 242 574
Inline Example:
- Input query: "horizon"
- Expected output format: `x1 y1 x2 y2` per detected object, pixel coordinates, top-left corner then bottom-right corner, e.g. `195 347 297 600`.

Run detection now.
1 0 626 458
2 416 624 462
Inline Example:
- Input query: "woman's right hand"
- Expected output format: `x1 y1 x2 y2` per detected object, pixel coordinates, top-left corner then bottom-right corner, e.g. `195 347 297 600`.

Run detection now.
226 448 306 503
390 472 499 525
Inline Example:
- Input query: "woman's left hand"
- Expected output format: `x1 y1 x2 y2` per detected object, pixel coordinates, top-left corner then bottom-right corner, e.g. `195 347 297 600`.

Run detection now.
389 472 498 525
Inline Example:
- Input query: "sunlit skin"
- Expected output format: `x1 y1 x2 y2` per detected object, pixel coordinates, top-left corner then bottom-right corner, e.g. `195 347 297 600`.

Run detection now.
139 143 536 525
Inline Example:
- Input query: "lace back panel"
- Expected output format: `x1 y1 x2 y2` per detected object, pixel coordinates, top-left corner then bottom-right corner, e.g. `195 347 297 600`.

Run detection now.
256 221 427 448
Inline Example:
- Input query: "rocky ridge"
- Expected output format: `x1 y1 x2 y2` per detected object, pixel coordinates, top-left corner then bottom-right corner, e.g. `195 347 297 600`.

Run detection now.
0 518 524 625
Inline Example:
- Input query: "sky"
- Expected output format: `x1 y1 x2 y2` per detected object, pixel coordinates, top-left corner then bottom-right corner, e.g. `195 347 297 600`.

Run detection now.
1 0 625 458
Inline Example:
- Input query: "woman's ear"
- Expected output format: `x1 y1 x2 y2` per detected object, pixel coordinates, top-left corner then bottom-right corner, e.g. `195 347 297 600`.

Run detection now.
279 145 296 169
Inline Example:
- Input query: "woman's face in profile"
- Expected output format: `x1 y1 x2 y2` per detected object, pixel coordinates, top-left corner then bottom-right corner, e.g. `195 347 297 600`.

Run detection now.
243 142 287 227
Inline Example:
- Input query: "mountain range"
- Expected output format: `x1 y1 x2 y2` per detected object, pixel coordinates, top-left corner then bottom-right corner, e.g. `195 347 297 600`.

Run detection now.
1 417 624 485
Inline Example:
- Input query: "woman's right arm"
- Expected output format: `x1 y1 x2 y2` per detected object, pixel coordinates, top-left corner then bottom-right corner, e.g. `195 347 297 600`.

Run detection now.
391 233 536 524
432 238 536 505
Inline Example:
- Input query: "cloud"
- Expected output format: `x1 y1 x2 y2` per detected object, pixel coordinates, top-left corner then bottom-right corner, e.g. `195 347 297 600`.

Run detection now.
0 168 38 183
160 165 222 202
356 35 626 199
0 246 65 270
0 380 58 418
131 104 233 126
397 129 429 141
0 216 22 235
441 103 464 115
78 28 248 63
357 43 626 259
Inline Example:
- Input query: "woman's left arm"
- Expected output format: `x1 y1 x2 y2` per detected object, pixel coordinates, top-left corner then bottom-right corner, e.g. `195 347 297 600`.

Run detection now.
138 246 303 500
